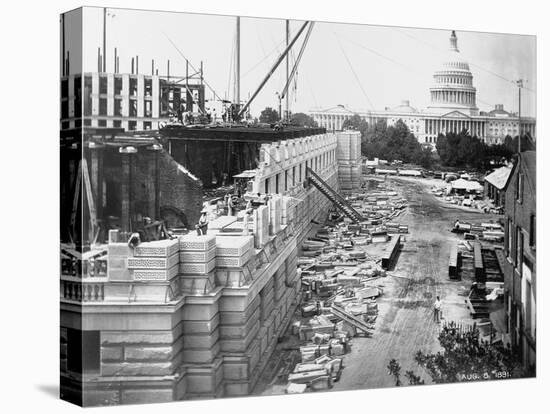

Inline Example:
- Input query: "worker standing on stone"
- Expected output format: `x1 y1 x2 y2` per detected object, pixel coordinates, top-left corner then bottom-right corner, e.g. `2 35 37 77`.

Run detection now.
196 209 209 236
226 194 234 216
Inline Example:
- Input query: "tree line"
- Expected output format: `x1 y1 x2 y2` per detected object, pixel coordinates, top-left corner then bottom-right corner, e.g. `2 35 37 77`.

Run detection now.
342 114 532 170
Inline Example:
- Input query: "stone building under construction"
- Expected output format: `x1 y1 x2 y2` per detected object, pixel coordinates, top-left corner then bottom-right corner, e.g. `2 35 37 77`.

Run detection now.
60 127 362 405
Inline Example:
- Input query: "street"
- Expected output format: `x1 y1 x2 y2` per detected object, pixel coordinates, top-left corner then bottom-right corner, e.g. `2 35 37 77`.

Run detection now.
330 176 500 390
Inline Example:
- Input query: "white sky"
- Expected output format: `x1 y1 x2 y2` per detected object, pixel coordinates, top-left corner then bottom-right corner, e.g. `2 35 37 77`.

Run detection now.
68 6 536 117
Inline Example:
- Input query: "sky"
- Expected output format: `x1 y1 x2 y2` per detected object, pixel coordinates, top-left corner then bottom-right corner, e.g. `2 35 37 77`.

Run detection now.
66 6 536 118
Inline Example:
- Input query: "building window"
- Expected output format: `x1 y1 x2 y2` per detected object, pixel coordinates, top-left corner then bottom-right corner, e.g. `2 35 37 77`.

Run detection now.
516 227 523 273
61 79 69 99
128 120 137 131
61 100 69 119
144 121 152 130
275 173 280 194
114 76 123 95
74 76 82 118
145 78 152 97
99 98 107 116
114 99 122 117
66 329 100 374
145 100 152 118
84 76 93 116
113 120 121 128
84 118 91 126
264 178 270 194
129 100 137 117
99 75 108 95
530 215 536 248
129 77 138 96
98 119 107 127
516 173 523 203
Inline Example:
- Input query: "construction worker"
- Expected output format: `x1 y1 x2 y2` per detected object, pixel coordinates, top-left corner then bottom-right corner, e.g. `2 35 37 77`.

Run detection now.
242 209 251 235
196 209 208 236
226 194 234 216
127 232 141 249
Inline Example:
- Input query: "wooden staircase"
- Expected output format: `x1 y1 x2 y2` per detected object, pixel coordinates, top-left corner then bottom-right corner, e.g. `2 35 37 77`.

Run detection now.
306 167 363 223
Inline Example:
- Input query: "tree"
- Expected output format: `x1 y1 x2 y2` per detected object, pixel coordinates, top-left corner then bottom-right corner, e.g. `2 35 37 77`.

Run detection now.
290 112 318 127
387 321 522 386
361 119 432 167
436 130 517 170
259 107 280 124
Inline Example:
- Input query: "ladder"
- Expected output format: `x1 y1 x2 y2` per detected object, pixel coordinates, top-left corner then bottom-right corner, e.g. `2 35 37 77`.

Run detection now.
306 167 363 223
331 304 375 334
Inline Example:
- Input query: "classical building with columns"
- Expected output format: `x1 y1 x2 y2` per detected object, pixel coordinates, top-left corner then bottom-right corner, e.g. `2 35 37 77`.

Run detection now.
310 31 536 147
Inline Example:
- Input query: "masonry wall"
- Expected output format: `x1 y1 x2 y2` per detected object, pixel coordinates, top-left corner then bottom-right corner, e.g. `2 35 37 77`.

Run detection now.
61 191 300 405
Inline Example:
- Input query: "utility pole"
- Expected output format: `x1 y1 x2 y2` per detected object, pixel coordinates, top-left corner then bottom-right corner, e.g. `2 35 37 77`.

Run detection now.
516 79 523 153
285 20 290 121
103 8 107 72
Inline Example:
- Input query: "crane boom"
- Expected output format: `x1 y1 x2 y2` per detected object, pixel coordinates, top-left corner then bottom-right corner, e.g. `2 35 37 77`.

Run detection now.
237 21 310 119
280 22 315 100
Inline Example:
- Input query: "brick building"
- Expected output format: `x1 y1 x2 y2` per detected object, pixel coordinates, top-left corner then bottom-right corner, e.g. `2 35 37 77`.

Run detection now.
501 151 536 373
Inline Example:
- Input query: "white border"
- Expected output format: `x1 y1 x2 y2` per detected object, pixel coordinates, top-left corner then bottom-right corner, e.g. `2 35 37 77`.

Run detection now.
0 1 547 413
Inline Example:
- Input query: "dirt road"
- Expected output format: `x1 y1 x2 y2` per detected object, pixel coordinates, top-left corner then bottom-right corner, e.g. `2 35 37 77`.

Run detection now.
331 177 499 390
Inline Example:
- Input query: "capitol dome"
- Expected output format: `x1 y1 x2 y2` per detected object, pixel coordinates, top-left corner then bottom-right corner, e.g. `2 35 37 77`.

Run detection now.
427 31 479 116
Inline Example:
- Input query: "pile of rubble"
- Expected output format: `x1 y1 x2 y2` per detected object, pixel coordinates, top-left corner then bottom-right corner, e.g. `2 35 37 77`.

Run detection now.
280 180 409 393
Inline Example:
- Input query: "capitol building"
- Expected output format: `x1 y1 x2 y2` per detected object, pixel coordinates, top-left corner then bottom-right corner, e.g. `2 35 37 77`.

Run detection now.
309 31 536 146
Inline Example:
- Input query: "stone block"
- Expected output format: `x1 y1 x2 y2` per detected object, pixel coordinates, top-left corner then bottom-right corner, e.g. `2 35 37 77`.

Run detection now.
179 234 216 251
219 295 260 325
247 339 261 372
133 238 180 257
101 328 182 345
216 235 254 256
182 302 218 321
180 247 216 263
183 329 220 349
219 294 251 313
219 307 260 339
224 382 250 396
124 346 174 361
220 320 260 353
101 361 173 376
101 346 123 361
131 263 179 281
108 243 133 257
185 368 218 394
182 341 220 364
216 248 253 268
127 253 179 270
82 390 120 406
182 314 219 335
120 389 173 405
179 258 216 275
107 268 132 282
223 356 250 381
209 215 238 230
